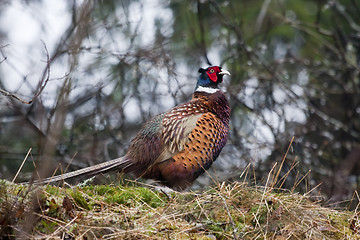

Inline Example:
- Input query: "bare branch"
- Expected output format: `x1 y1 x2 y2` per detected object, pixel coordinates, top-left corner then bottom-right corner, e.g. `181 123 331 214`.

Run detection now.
197 0 212 66
0 44 8 64
0 89 31 104
32 40 51 103
0 42 51 104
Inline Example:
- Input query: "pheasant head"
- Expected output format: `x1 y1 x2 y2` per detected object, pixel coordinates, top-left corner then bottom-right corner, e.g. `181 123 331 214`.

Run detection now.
196 66 230 93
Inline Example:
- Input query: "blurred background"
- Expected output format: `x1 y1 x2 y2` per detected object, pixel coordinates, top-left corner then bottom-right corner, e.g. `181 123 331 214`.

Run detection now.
0 0 359 206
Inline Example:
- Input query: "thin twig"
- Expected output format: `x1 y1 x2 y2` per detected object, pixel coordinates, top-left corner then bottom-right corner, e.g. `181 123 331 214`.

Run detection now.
291 170 312 193
0 44 9 64
272 136 295 188
277 157 299 190
33 40 51 103
219 193 238 240
0 41 51 104
12 148 32 183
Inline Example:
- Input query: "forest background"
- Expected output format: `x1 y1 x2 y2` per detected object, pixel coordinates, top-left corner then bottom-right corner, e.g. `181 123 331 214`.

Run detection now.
0 0 359 206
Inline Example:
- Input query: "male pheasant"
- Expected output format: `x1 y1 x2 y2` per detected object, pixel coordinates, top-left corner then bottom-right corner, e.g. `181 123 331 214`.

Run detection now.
35 66 230 190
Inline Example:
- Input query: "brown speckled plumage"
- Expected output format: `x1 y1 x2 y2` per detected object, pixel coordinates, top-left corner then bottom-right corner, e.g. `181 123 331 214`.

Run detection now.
34 66 230 190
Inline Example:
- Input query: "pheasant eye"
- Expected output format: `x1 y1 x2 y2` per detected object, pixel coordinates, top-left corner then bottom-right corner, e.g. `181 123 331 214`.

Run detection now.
209 69 215 73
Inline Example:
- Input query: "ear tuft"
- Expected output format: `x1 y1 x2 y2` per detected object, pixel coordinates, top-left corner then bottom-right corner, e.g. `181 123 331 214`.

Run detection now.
198 68 205 73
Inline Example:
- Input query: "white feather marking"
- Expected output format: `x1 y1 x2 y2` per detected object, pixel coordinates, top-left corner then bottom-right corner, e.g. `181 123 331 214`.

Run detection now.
175 129 182 144
195 86 219 94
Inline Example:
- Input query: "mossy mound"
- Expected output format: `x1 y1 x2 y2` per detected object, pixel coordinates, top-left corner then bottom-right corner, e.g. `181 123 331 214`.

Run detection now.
0 179 359 239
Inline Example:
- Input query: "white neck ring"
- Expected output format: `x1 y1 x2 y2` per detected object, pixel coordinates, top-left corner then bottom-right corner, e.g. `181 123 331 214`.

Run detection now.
195 86 219 94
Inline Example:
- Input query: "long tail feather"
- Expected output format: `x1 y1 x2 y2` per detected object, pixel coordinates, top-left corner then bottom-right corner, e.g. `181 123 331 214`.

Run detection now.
32 157 132 184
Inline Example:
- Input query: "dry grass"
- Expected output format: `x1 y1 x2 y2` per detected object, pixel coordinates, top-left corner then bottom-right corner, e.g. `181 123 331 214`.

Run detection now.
1 140 360 239
0 176 360 239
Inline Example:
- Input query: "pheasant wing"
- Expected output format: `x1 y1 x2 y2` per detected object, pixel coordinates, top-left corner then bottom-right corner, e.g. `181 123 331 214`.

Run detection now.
156 101 206 163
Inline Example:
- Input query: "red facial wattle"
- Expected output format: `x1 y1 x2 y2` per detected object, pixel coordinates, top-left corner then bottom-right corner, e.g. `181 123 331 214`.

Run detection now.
207 66 221 82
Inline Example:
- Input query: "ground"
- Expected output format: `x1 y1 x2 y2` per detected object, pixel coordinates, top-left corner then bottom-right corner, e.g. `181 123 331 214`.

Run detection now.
0 179 359 239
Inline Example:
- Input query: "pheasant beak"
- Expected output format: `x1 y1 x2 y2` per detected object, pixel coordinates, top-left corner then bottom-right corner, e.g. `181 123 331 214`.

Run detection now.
219 69 230 76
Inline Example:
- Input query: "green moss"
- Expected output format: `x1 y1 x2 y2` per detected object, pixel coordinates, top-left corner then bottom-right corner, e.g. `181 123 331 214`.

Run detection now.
45 184 62 196
68 188 90 210
50 185 168 210
249 205 268 226
107 190 135 206
91 184 116 195
0 181 357 239
86 185 167 208
327 211 354 238
36 220 58 233
207 220 225 232
45 197 61 217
